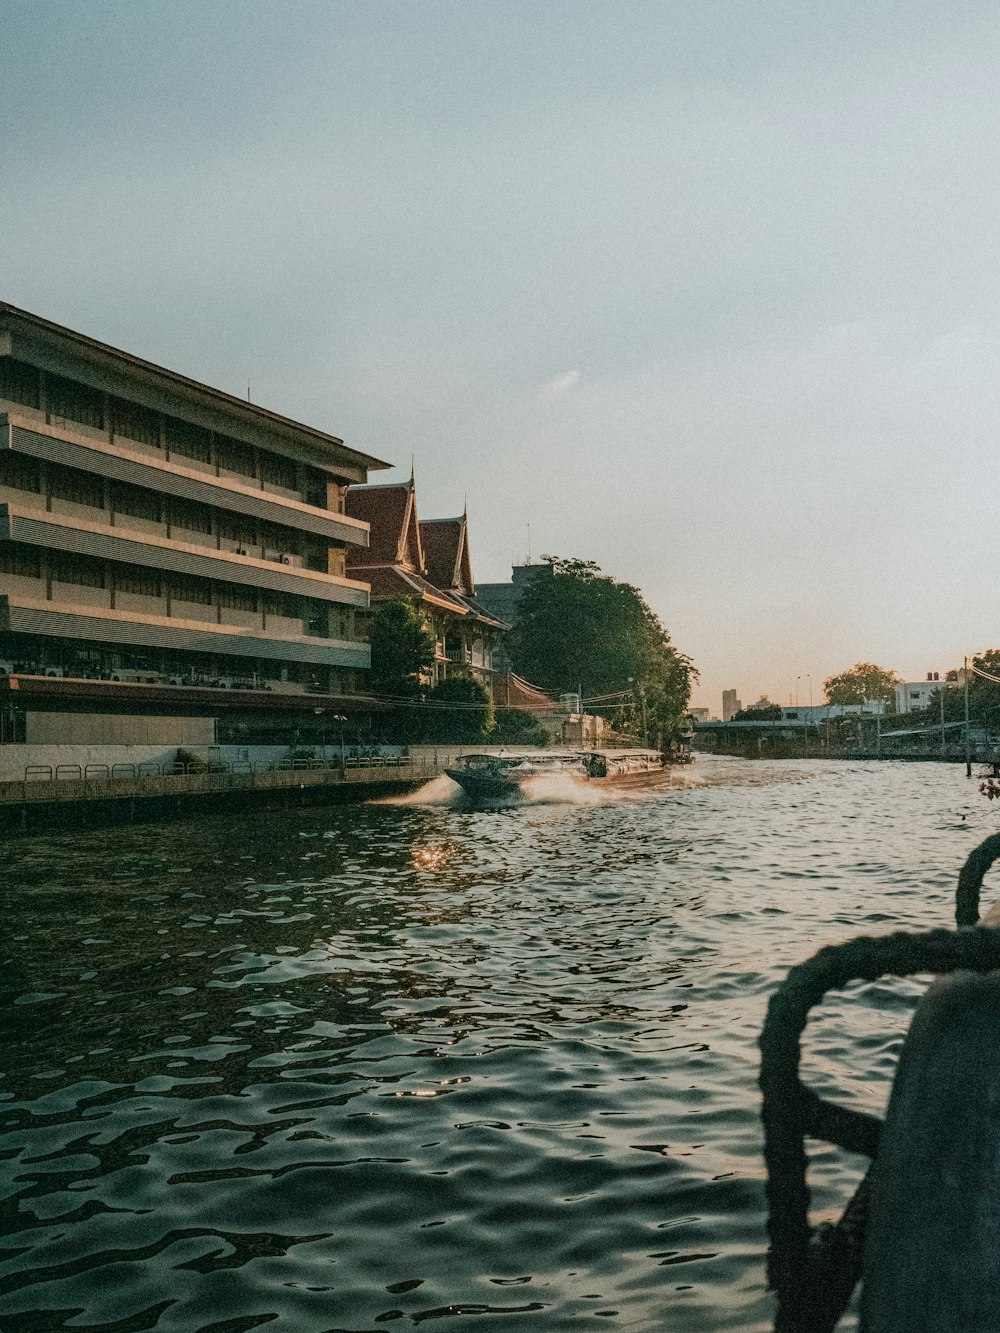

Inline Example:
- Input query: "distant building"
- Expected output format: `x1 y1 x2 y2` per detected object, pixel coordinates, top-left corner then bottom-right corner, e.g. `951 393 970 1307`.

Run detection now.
780 702 885 723
689 707 711 723
722 689 741 722
0 301 387 745
894 673 956 714
476 561 553 628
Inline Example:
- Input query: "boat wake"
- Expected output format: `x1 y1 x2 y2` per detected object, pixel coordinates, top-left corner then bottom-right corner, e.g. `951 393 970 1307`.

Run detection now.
374 775 465 807
374 767 704 809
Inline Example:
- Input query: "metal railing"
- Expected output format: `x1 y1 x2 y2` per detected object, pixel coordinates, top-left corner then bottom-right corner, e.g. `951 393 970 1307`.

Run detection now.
16 754 416 783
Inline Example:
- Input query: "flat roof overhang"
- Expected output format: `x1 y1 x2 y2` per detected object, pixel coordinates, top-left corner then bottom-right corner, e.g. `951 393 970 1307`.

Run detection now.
0 301 392 478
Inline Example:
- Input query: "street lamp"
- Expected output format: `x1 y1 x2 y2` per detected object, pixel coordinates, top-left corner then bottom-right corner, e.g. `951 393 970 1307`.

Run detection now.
333 713 347 768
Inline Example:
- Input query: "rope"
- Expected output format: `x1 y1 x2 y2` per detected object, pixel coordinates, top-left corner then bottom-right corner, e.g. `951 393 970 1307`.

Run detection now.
759 832 1000 1332
955 832 1000 925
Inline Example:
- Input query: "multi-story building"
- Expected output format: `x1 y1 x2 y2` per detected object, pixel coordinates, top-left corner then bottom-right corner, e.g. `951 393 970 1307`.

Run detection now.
722 688 742 722
345 479 507 689
894 673 961 714
476 561 554 630
0 302 390 745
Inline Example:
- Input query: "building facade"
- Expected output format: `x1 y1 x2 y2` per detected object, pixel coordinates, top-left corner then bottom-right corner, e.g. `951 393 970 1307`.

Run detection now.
345 480 507 689
722 689 742 722
0 302 389 744
894 673 959 714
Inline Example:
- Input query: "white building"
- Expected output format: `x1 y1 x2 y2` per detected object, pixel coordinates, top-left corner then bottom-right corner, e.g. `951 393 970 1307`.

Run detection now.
894 674 958 714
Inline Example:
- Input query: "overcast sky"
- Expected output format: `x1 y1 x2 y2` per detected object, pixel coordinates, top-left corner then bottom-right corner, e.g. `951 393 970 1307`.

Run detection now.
3 0 998 711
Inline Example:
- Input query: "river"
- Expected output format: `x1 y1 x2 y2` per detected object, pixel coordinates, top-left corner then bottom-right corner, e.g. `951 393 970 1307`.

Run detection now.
0 756 992 1332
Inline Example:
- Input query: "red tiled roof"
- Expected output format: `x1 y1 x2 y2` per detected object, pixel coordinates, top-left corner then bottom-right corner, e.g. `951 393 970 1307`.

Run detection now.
447 591 509 630
494 673 559 710
353 565 469 614
345 482 423 570
419 516 473 594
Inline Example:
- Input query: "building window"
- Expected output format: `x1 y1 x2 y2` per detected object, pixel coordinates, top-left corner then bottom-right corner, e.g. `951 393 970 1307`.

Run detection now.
114 567 161 598
51 556 105 588
259 520 298 555
0 452 42 493
218 585 258 611
171 577 212 605
216 436 256 479
218 515 257 550
260 454 297 492
0 545 41 578
49 466 105 510
46 373 105 430
0 358 41 410
170 500 213 534
261 594 288 619
165 417 213 464
110 397 161 449
112 481 161 523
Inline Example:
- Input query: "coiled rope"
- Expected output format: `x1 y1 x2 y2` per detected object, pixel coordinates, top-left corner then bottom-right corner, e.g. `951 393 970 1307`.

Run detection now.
758 833 1000 1332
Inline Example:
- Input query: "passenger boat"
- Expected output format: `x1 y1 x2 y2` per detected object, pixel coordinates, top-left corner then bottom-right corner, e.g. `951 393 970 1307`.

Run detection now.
444 748 667 809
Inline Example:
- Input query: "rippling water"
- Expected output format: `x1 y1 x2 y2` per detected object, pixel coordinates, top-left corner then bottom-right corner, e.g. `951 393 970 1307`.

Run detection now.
1 757 993 1332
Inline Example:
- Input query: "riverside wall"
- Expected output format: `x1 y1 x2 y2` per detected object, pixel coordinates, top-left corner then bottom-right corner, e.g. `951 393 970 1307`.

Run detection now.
0 746 443 835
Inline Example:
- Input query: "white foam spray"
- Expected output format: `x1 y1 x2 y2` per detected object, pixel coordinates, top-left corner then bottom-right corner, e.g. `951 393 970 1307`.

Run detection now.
375 775 464 807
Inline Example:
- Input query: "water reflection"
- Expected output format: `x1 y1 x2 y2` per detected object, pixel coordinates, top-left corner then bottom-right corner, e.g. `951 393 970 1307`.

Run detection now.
0 758 988 1330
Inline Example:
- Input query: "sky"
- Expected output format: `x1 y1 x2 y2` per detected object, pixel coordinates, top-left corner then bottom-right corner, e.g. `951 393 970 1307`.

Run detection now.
2 0 999 713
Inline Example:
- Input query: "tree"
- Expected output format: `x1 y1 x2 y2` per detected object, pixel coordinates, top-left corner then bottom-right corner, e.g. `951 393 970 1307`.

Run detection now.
368 600 434 697
823 662 899 707
509 555 694 742
937 651 1000 727
734 702 782 721
492 707 550 748
419 675 495 744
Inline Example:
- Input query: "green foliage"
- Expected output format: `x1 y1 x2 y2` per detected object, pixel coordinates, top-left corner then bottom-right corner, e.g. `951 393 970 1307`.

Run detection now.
733 702 782 721
419 675 495 744
508 554 694 742
823 662 899 706
492 706 550 748
369 600 435 697
935 652 1000 727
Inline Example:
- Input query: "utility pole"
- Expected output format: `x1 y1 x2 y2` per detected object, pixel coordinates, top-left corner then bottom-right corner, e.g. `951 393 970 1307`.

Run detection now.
940 686 947 759
965 656 972 777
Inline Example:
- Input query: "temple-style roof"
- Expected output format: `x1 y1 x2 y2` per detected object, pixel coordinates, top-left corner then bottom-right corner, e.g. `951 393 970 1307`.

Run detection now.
419 515 474 596
345 480 424 571
494 673 559 710
345 480 509 629
359 566 469 615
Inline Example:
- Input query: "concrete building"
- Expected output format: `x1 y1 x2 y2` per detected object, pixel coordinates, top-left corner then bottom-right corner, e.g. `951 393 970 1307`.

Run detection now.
0 302 389 745
476 561 554 630
894 673 959 714
722 689 742 722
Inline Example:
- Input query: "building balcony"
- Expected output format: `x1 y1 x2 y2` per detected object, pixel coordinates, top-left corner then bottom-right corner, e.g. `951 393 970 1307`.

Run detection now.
1 410 370 547
0 503 369 607
0 593 371 670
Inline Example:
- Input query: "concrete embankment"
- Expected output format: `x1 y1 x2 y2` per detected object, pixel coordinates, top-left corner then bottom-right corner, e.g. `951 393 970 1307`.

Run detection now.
0 757 446 834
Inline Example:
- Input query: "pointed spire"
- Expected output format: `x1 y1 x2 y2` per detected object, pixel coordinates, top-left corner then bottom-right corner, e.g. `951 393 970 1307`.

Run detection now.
409 453 415 487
